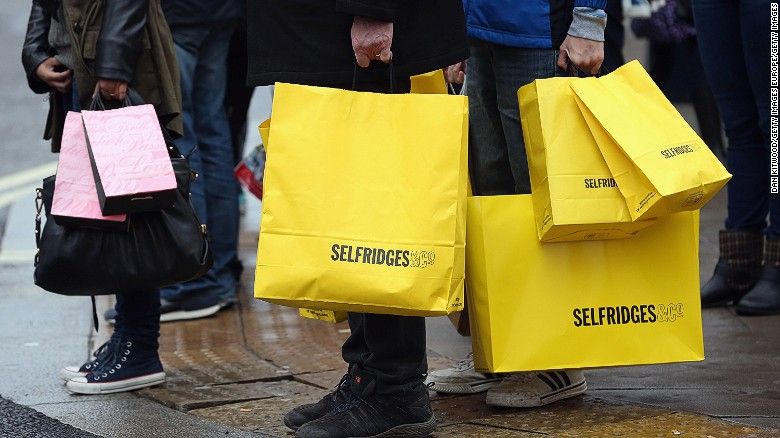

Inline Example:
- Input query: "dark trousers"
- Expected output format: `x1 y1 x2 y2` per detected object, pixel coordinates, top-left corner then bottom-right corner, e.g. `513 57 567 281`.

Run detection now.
115 290 161 350
330 75 427 394
694 0 777 237
466 39 560 195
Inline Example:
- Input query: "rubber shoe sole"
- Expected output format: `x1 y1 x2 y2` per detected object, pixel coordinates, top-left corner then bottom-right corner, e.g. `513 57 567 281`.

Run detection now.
429 377 502 394
66 372 166 395
160 304 221 323
486 380 587 408
364 416 436 438
59 366 87 381
299 416 437 438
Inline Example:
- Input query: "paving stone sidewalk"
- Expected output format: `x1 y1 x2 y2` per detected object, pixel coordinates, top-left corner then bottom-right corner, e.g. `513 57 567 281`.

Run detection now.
88 193 780 437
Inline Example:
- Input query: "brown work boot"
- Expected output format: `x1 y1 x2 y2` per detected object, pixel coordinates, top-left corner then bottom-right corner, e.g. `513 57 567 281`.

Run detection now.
701 230 763 308
736 238 780 316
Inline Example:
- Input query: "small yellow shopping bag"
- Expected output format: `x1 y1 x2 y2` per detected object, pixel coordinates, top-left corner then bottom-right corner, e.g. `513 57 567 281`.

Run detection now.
466 195 703 372
299 308 348 324
519 77 655 242
254 83 468 316
571 61 731 221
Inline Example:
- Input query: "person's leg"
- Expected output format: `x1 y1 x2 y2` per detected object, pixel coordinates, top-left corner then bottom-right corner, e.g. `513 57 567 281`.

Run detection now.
291 77 433 437
732 0 779 315
695 0 765 306
190 21 240 306
466 39 516 196
493 44 560 194
158 24 225 312
66 291 164 394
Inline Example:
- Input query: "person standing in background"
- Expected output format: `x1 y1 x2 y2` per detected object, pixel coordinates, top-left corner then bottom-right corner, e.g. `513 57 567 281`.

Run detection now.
106 0 243 323
695 0 777 315
430 0 607 408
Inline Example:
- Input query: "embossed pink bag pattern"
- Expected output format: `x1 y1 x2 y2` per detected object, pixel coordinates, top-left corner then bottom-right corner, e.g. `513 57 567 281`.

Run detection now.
81 104 176 215
52 112 128 230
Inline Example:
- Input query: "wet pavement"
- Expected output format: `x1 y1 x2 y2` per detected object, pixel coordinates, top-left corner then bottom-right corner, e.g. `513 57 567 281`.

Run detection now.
78 191 780 437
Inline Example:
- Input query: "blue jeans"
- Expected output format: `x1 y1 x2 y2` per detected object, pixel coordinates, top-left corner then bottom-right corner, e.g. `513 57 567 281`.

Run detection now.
467 39 560 195
162 22 240 306
694 0 777 237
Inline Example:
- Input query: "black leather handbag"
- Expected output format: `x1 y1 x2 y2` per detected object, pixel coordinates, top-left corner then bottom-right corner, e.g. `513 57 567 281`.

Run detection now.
33 96 213 295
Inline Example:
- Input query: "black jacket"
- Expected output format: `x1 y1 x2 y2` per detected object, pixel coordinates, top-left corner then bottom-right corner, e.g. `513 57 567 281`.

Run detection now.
246 0 469 86
23 0 149 92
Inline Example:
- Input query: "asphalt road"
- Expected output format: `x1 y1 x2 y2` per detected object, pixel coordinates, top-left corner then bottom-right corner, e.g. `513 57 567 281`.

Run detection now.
0 397 99 438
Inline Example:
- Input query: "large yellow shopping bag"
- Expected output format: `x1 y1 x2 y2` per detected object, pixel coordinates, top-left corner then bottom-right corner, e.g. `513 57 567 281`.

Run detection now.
519 77 655 242
254 83 468 316
466 195 703 372
571 61 730 221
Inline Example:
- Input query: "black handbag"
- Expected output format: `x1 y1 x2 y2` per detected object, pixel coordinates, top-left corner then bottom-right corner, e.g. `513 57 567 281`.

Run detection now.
33 95 213 295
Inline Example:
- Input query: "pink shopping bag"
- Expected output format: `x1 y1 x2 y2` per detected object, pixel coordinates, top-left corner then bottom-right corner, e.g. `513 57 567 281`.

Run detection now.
81 104 176 215
51 112 128 230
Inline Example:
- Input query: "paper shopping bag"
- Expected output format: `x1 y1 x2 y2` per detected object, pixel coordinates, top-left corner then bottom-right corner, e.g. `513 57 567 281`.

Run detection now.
254 83 468 316
570 61 731 221
466 195 703 372
519 77 655 242
410 70 448 94
81 104 177 215
299 308 348 324
52 112 128 231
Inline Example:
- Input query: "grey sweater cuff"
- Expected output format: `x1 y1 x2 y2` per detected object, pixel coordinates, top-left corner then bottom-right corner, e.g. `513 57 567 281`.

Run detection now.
568 7 607 42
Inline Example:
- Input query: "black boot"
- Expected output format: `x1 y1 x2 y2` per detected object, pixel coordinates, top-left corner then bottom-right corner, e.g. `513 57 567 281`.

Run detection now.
701 230 763 307
736 238 780 316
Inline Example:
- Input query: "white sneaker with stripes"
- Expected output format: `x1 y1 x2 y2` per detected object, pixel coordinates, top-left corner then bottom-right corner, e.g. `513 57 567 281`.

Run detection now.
426 353 504 394
486 370 587 408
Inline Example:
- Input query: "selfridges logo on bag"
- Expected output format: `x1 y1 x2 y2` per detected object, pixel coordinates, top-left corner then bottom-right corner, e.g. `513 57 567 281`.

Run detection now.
572 303 685 327
330 244 436 268
660 143 699 159
583 177 617 189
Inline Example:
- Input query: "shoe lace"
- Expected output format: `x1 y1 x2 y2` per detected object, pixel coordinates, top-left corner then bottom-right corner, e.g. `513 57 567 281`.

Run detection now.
330 374 362 413
453 352 474 371
89 340 133 382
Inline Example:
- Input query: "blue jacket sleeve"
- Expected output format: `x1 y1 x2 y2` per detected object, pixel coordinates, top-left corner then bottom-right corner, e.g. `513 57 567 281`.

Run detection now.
574 0 607 8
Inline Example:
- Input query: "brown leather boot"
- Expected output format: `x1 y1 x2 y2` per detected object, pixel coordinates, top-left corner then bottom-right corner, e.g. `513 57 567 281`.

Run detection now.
736 238 780 316
700 230 763 308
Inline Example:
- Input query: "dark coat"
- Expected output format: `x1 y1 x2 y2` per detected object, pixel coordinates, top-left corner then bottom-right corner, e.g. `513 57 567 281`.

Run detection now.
22 0 182 151
246 0 470 86
161 0 242 27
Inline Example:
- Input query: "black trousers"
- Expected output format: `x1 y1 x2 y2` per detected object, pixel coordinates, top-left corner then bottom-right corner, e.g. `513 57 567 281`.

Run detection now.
330 75 428 394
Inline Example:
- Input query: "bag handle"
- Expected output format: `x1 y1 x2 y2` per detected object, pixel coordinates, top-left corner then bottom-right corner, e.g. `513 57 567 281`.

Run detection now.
562 50 611 78
86 88 185 159
351 61 396 93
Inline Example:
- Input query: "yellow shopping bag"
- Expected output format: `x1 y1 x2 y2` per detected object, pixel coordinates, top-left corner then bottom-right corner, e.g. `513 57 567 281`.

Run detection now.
519 77 655 242
410 70 448 94
254 83 468 316
571 61 731 221
299 308 348 324
466 195 703 372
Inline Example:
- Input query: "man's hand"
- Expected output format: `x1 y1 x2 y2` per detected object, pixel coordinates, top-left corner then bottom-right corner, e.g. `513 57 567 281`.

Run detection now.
97 78 128 101
35 57 72 93
351 16 393 68
445 61 466 85
557 35 604 75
